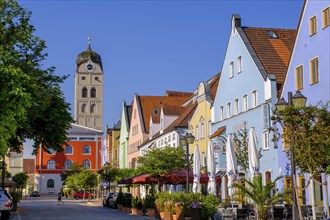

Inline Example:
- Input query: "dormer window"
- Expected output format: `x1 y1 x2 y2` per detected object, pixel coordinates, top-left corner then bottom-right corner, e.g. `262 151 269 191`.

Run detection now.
267 30 278 39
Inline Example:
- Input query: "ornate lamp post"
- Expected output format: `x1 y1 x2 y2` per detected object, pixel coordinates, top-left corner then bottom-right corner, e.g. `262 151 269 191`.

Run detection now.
275 90 307 220
180 133 195 193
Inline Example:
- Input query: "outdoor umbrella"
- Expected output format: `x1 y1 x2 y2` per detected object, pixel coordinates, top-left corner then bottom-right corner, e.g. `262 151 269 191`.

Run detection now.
192 145 201 193
207 141 216 195
248 127 260 177
226 134 237 202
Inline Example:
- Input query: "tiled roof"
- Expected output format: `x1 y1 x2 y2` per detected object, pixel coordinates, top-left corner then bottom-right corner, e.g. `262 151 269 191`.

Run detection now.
242 27 296 93
138 95 191 134
209 73 220 101
162 105 188 116
164 102 198 131
165 90 193 97
210 126 226 139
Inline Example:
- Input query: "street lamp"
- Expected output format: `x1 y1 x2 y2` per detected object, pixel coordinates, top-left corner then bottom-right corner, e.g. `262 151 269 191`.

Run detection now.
275 90 307 220
180 133 195 193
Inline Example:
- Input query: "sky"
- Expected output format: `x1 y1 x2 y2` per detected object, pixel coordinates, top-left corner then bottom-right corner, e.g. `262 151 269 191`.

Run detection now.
19 0 305 157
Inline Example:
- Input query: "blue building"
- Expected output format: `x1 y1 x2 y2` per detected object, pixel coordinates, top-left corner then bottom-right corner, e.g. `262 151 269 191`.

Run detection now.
211 14 296 201
279 0 330 208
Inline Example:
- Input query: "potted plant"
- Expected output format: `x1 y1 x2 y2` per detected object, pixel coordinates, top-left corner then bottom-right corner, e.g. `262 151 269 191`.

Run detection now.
136 196 143 216
200 194 219 220
131 196 139 215
144 194 155 217
116 191 125 210
155 198 165 220
164 200 174 220
175 202 185 220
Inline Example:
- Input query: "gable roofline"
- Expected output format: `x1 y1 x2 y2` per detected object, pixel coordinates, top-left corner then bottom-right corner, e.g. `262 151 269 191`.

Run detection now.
135 93 146 133
280 0 307 99
68 123 103 136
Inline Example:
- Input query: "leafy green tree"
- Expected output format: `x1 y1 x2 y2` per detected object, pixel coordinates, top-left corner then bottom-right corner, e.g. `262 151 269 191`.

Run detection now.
60 163 84 185
66 169 98 200
272 103 330 219
232 176 291 220
0 0 73 156
97 163 119 190
137 146 186 191
12 172 28 189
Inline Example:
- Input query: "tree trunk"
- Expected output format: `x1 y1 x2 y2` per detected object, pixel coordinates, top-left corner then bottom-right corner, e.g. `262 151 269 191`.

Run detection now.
310 177 317 220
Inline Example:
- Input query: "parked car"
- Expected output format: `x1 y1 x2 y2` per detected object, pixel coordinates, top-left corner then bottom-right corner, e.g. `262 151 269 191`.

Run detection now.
73 191 94 199
29 191 40 197
102 192 114 207
0 190 12 220
108 192 132 208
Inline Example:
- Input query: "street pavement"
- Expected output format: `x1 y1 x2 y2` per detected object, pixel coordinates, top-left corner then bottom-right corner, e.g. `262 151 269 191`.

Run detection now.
9 195 154 220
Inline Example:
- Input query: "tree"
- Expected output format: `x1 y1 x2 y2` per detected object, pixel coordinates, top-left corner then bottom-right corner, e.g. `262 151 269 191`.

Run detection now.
97 163 119 191
232 176 291 220
12 172 28 189
0 0 73 156
66 169 98 200
137 146 186 191
272 102 330 219
60 163 84 185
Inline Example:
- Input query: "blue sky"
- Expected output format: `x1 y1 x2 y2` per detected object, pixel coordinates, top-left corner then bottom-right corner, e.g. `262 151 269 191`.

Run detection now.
19 0 304 157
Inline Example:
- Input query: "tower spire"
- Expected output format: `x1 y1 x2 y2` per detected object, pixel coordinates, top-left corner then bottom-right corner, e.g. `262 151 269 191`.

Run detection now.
88 36 91 49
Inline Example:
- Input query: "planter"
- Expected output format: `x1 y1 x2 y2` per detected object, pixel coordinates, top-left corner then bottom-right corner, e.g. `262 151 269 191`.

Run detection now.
136 209 144 216
131 208 138 215
189 208 201 220
160 212 165 220
126 207 132 213
184 217 192 220
172 214 178 220
175 206 185 220
164 209 173 220
147 208 155 217
121 206 127 212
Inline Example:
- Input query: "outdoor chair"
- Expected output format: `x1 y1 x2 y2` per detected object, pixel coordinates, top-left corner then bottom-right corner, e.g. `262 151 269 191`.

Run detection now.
236 208 248 220
307 206 326 220
300 205 311 220
269 206 284 220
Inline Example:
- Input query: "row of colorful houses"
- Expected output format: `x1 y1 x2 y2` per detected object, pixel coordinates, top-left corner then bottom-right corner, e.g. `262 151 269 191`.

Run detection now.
106 0 329 206
34 0 329 208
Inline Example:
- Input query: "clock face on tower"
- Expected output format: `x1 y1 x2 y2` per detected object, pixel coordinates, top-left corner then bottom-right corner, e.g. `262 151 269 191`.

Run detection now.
85 62 95 72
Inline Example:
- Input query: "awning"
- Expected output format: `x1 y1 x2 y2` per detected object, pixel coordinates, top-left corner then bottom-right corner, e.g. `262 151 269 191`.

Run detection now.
0 179 16 187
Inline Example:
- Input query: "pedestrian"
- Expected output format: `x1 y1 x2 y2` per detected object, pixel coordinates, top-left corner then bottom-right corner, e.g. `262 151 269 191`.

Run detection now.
58 190 64 205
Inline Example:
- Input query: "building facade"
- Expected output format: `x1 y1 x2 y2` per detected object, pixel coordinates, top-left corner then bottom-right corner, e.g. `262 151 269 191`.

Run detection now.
34 124 103 194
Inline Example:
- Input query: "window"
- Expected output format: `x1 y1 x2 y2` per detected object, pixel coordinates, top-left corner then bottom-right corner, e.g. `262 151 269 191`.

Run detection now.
208 120 211 137
47 160 55 169
82 87 87 98
252 90 258 108
237 56 242 73
90 104 96 113
322 7 330 28
263 131 269 149
310 57 319 84
90 87 96 98
234 99 239 115
82 76 85 80
82 103 86 113
172 133 175 140
83 160 91 169
295 65 304 90
309 16 317 36
134 109 136 119
47 179 54 188
226 102 231 118
83 145 91 154
65 145 73 154
48 149 55 155
65 160 73 169
229 61 234 78
201 121 205 139
220 106 224 120
265 171 271 184
243 95 248 111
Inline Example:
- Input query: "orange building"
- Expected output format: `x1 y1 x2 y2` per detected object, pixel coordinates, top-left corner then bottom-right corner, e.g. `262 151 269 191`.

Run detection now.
34 123 103 194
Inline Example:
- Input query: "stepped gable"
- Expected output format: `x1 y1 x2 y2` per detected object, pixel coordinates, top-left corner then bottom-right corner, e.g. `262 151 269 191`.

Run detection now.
242 27 296 92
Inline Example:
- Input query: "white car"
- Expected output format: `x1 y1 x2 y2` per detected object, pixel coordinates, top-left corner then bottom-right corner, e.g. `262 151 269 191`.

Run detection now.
0 190 12 220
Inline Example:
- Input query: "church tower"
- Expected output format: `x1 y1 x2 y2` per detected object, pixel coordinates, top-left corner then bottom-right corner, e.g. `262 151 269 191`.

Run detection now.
74 37 103 131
